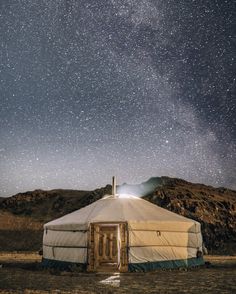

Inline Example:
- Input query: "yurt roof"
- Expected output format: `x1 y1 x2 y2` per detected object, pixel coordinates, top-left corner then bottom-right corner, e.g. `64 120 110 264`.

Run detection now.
44 194 200 232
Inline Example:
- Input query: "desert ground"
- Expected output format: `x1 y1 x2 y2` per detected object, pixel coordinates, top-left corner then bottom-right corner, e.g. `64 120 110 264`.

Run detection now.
0 253 236 294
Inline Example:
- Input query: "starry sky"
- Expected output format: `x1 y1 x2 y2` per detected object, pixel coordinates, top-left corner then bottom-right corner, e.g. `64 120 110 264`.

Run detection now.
0 0 235 197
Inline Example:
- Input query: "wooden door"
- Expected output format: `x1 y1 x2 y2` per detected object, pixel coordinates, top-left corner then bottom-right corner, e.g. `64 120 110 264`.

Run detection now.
87 223 128 272
97 226 118 266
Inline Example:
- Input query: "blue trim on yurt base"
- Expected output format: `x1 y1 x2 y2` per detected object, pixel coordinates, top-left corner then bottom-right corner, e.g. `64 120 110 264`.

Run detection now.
128 257 205 272
42 257 204 272
42 258 86 271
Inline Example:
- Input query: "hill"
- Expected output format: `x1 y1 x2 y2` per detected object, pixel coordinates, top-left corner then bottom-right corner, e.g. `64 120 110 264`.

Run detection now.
0 177 235 254
143 177 236 254
0 186 111 251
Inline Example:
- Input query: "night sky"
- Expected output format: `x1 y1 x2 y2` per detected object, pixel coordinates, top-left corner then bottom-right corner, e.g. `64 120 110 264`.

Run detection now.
0 0 235 197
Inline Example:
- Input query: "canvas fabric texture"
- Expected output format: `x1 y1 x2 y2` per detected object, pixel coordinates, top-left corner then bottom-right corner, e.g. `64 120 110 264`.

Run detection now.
44 196 197 230
43 245 87 263
43 195 204 268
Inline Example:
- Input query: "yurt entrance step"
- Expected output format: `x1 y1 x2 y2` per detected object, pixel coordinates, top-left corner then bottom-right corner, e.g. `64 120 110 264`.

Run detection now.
88 223 128 272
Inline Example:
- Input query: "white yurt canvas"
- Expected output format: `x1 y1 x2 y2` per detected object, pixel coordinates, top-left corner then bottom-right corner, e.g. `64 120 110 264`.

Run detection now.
43 179 204 272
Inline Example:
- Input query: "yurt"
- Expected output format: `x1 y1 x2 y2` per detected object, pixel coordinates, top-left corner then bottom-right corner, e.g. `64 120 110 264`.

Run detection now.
42 178 204 272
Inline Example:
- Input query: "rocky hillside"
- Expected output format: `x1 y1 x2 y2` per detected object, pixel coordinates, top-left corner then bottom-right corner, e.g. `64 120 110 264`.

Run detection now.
0 177 236 254
0 186 111 221
143 177 236 254
0 186 111 251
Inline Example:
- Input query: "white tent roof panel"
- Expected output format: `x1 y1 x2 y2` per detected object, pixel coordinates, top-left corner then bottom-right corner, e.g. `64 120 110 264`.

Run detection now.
44 195 199 232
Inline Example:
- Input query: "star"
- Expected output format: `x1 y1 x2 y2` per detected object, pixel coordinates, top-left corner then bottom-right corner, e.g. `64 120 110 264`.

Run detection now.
0 0 235 196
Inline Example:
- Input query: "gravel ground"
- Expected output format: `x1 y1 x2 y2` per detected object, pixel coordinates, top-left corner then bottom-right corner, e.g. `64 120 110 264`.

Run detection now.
0 254 236 294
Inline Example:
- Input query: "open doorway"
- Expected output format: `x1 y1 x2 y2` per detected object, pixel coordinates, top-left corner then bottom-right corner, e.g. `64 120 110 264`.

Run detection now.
88 223 128 272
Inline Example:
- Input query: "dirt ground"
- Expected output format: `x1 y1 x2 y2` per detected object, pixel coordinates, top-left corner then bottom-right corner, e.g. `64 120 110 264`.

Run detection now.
0 253 236 294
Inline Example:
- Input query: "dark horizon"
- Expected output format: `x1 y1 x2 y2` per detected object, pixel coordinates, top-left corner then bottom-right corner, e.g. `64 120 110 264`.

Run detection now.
1 175 235 198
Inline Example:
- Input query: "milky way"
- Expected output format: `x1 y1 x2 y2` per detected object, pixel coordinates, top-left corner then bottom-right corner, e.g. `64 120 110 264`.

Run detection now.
0 0 235 196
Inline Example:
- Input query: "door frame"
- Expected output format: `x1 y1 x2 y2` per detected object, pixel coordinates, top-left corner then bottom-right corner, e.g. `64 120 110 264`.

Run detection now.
87 222 128 272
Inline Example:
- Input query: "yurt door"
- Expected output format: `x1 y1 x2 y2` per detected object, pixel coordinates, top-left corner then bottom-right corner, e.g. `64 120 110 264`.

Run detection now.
96 225 118 270
88 223 128 271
